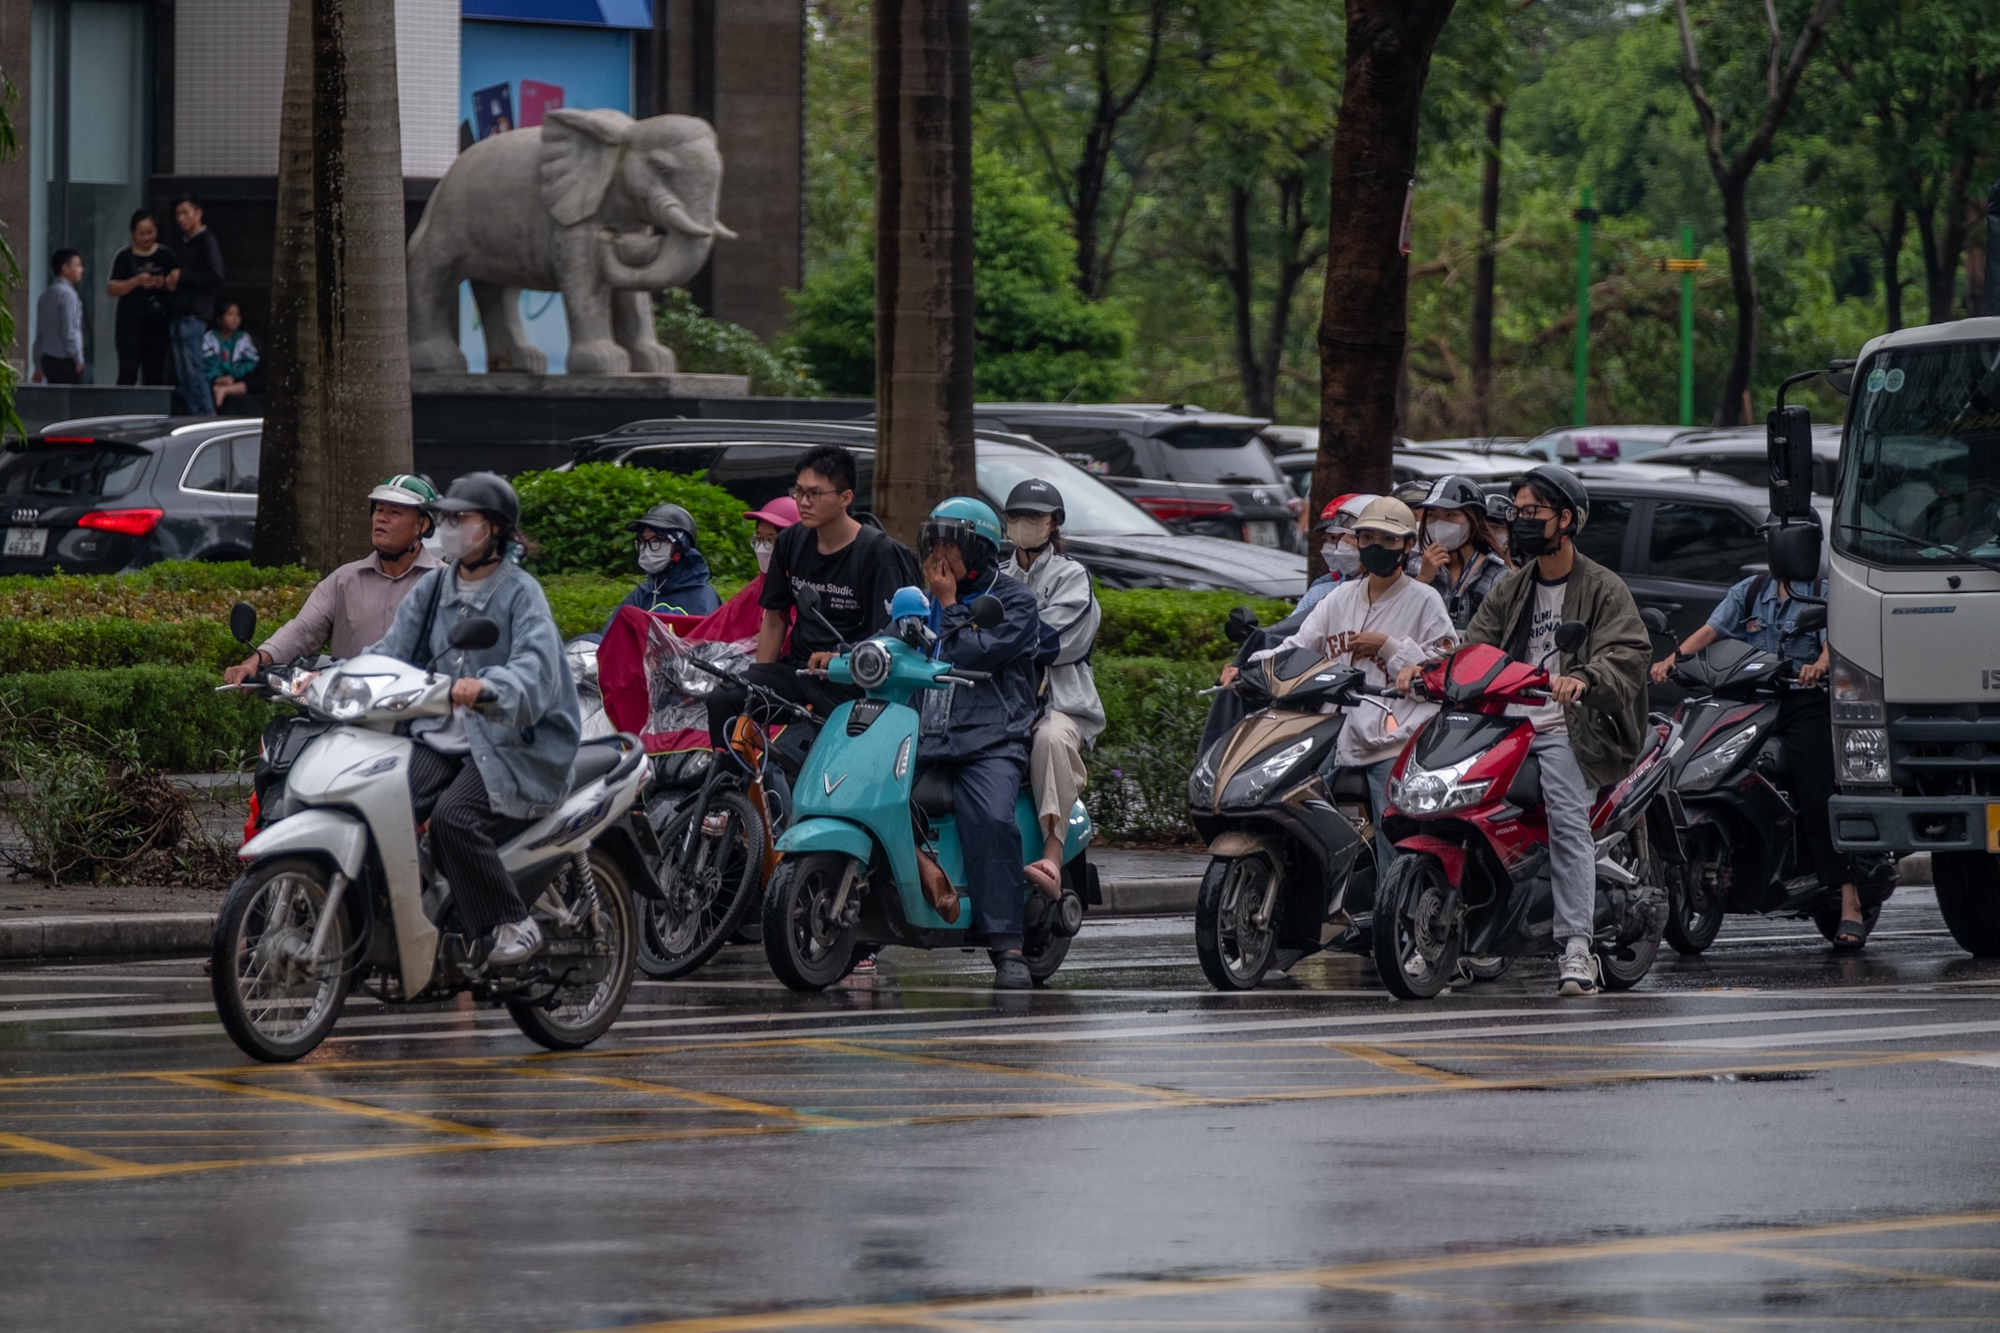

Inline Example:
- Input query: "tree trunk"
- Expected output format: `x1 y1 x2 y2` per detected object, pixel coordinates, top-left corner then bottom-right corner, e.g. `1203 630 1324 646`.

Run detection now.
257 0 412 574
872 0 975 545
1714 178 1757 426
1471 99 1503 438
1225 185 1265 418
1312 0 1458 540
1882 198 1905 333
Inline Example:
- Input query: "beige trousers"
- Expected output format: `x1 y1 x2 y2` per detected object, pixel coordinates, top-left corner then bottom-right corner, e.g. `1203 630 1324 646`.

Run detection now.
1030 710 1088 844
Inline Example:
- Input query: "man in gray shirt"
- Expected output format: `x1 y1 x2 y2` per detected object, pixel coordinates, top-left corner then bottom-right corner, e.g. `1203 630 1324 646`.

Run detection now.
32 249 86 384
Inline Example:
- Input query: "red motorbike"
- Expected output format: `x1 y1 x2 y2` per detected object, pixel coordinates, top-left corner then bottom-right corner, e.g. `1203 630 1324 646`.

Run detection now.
1372 628 1675 999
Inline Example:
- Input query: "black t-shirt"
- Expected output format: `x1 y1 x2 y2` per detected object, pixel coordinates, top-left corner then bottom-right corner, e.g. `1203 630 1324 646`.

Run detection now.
761 522 914 663
110 245 177 328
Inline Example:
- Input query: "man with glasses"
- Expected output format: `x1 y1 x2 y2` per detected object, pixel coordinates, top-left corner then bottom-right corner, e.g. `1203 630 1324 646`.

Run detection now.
706 444 916 753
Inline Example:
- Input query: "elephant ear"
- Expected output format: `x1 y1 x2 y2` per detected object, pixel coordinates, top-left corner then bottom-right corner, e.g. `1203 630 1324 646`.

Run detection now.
539 108 635 227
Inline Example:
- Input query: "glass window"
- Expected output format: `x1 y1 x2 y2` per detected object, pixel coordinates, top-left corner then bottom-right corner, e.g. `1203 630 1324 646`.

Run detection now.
1154 426 1286 485
0 443 147 499
1648 502 1762 584
1676 454 1766 487
1000 424 1141 478
973 444 1169 537
228 435 261 495
1573 498 1632 571
182 441 230 494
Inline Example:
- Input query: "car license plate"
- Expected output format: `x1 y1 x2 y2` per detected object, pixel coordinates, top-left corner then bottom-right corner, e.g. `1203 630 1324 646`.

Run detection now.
1987 803 2000 853
1244 521 1279 547
4 527 47 557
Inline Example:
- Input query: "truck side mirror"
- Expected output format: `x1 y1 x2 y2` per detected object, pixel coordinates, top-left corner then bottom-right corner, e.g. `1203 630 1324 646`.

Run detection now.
228 601 257 647
1224 605 1260 645
1767 404 1815 520
1767 520 1822 583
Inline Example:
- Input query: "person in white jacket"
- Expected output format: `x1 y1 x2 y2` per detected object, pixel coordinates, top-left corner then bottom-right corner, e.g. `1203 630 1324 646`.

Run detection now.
999 478 1105 898
1250 496 1455 868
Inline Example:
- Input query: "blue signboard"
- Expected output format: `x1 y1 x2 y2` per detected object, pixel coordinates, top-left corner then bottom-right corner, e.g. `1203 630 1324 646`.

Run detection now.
461 1 653 29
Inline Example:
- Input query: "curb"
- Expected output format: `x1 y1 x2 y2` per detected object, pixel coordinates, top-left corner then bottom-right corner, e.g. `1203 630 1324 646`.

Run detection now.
1098 877 1202 917
0 913 215 962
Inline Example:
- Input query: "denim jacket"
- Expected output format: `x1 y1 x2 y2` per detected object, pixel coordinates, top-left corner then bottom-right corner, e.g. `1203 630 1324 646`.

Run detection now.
367 560 581 819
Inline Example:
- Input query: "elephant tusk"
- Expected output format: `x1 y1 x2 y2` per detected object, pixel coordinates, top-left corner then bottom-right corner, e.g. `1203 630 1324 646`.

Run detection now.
710 219 739 241
660 200 717 238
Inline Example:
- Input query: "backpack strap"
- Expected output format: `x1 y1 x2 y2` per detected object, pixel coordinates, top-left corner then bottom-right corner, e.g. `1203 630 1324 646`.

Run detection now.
409 568 446 669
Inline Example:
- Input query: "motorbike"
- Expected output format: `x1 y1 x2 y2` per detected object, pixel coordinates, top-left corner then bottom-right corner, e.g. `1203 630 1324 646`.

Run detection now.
212 602 655 1062
1186 630 1386 990
1656 627 1894 952
760 586 1096 991
1371 626 1674 999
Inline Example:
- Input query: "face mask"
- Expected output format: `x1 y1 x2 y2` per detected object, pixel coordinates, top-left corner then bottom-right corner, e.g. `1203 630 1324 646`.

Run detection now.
1510 516 1555 559
754 540 775 573
1325 542 1361 577
1427 519 1470 551
1005 515 1054 553
438 518 490 564
637 543 674 574
1358 542 1406 578
1488 523 1509 554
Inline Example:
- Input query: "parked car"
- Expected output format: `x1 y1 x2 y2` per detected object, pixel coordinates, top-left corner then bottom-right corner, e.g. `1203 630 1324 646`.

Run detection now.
969 403 1300 551
1643 425 1843 497
567 419 1309 598
1271 445 1523 506
0 415 261 576
1519 424 1700 464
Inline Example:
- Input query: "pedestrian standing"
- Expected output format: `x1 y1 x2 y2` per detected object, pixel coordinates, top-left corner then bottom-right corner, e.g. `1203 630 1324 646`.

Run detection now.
166 195 225 416
31 249 87 385
202 302 260 411
107 211 177 386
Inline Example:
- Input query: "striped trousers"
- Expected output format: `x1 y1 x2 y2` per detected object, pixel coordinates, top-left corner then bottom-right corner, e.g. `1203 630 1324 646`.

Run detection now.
408 745 533 938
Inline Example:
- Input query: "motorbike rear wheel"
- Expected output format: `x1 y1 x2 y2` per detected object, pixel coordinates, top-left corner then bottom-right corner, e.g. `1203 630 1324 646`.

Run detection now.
1372 854 1461 1000
636 788 766 979
762 851 861 992
211 856 351 1063
507 849 637 1050
1195 855 1278 991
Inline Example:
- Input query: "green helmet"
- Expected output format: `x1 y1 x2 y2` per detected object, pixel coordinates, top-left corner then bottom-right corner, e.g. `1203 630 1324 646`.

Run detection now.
368 474 439 509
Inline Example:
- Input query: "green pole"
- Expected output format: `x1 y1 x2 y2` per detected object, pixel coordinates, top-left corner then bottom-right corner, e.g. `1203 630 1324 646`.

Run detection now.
1680 224 1696 427
1573 187 1595 426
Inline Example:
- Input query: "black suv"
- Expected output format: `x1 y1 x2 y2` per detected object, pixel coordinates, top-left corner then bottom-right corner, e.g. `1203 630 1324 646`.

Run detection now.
0 415 262 575
969 403 1300 551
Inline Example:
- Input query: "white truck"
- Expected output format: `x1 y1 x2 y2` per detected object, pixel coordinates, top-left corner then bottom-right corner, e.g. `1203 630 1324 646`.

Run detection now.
1775 318 2000 956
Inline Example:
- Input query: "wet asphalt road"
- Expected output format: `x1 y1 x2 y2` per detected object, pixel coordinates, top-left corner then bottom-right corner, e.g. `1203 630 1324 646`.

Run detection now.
4 889 2000 1331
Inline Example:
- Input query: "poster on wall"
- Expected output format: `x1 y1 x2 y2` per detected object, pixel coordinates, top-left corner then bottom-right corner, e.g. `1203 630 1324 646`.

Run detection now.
471 82 514 140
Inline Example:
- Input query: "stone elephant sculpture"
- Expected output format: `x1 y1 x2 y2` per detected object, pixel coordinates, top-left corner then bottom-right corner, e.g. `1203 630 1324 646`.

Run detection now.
406 108 735 376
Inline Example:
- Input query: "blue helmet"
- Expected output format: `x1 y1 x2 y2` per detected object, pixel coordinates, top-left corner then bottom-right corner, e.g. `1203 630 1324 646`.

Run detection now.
889 585 932 621
920 496 1004 581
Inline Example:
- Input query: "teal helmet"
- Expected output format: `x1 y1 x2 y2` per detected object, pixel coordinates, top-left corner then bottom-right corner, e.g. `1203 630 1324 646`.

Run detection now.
920 496 1004 590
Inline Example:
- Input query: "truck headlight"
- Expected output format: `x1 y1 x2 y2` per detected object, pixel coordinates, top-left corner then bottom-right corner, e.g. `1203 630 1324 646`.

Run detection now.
1838 727 1889 784
1830 650 1885 725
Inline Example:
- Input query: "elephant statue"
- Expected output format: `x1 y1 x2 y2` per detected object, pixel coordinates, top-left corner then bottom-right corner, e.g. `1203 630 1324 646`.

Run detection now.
406 108 735 376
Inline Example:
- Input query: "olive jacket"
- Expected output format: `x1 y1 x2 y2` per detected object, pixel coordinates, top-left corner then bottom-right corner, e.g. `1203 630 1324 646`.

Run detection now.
1461 550 1650 790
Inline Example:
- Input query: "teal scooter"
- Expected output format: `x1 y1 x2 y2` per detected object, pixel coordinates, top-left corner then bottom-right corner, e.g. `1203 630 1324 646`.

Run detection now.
760 586 1095 990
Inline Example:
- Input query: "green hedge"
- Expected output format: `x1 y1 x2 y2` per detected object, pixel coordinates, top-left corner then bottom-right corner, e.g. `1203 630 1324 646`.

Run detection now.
1093 589 1294 662
0 561 315 625
0 666 274 771
516 464 759 583
0 617 245 674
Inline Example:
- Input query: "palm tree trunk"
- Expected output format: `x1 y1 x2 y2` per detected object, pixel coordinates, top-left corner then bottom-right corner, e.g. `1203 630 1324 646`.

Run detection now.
1313 0 1458 539
872 0 975 544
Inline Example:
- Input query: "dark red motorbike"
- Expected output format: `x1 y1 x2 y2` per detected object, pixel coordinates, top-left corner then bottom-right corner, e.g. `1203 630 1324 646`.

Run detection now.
1372 629 1675 999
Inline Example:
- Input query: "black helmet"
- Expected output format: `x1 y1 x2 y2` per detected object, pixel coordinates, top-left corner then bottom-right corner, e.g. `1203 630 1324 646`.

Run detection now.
627 502 697 543
1418 474 1485 513
1482 491 1513 523
1003 477 1066 525
1392 479 1433 510
1518 464 1590 534
436 471 520 528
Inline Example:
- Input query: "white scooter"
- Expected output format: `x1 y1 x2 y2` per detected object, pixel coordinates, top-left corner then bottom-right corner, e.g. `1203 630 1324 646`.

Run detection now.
214 603 658 1062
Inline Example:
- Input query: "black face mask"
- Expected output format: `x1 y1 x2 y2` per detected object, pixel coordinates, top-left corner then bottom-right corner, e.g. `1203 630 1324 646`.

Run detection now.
1358 542 1406 577
1510 516 1556 559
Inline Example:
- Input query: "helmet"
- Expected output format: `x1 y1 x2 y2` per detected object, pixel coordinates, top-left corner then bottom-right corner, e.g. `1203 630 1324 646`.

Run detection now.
743 496 801 528
1392 479 1433 510
627 502 697 544
889 586 932 621
1482 491 1513 523
435 471 520 528
1314 492 1360 533
368 474 438 509
1417 475 1485 513
1517 464 1590 534
1003 477 1066 524
1316 492 1378 534
920 496 1004 574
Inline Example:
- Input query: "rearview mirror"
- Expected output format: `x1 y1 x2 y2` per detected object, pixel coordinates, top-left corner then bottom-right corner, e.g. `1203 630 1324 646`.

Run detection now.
1640 607 1670 636
1224 605 1260 645
1766 404 1815 520
1554 620 1588 655
1793 603 1828 634
794 584 821 617
968 595 1004 630
228 601 257 647
449 617 501 651
1767 520 1822 583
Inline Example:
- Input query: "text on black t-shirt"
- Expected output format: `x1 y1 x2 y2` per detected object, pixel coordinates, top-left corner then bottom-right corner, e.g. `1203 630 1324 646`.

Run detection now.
760 523 912 663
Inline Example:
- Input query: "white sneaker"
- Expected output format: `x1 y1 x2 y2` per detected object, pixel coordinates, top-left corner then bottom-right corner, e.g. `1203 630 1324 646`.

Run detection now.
488 917 544 966
1556 943 1599 997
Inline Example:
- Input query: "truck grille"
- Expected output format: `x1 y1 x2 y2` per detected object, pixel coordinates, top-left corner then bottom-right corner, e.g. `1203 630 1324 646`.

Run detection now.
1887 703 2000 796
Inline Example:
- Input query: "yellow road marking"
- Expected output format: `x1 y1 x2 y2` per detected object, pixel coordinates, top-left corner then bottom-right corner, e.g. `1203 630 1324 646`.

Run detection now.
492 1063 864 1127
148 1072 544 1145
806 1039 1207 1104
0 1130 136 1171
1328 1044 1485 1086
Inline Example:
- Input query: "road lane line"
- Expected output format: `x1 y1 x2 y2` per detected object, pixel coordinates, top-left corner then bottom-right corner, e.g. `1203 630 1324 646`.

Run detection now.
147 1072 546 1144
0 994 149 1005
949 1008 1560 1044
1335 1006 1925 1046
492 1064 864 1127
1652 1018 2000 1050
805 1039 1209 1105
0 1003 220 1024
1329 1044 1485 1086
0 1130 138 1171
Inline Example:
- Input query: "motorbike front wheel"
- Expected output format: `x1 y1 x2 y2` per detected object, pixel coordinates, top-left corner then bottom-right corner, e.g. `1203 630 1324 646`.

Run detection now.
508 849 638 1050
1195 855 1278 991
211 856 352 1063
636 788 766 979
762 851 861 992
1600 827 1667 992
1372 853 1461 1001
1663 827 1727 955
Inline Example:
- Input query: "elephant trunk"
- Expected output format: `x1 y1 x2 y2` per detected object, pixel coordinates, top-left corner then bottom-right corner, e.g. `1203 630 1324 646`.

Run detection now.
596 226 713 290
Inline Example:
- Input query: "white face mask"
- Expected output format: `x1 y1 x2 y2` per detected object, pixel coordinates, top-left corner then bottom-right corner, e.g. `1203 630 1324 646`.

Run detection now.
1325 542 1362 577
754 540 775 573
438 517 490 563
637 543 674 575
1005 515 1054 552
1427 519 1470 551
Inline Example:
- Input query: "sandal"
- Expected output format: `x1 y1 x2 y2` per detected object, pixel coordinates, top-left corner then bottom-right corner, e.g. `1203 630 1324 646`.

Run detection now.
1833 918 1869 951
1024 859 1062 901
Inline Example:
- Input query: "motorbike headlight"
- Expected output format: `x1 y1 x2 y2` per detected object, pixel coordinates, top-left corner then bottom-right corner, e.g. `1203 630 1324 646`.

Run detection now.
323 673 391 721
1188 743 1219 810
1678 721 1762 794
1220 736 1316 810
375 686 426 712
1838 726 1889 784
849 639 894 691
1386 757 1489 815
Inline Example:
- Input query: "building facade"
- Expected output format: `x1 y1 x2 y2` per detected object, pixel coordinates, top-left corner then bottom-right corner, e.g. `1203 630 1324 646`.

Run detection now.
2 0 802 383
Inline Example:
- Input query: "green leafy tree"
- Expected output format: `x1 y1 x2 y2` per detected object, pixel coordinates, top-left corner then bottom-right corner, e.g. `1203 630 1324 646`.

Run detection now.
653 292 824 395
513 464 758 583
793 150 1133 398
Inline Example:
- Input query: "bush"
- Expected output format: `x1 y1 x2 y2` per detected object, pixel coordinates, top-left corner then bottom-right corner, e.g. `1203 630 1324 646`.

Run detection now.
0 617 245 674
0 560 314 626
0 666 273 772
1086 657 1217 842
515 464 758 583
1094 588 1295 662
654 290 824 396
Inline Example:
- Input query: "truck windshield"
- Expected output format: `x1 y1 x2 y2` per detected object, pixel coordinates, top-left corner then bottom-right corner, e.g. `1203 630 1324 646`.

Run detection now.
1835 339 2000 565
